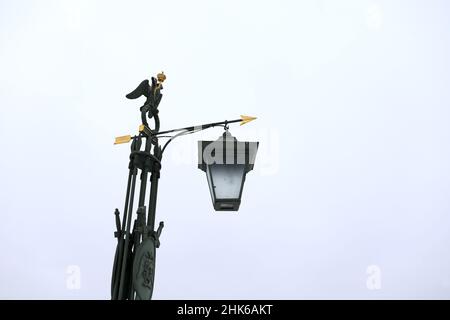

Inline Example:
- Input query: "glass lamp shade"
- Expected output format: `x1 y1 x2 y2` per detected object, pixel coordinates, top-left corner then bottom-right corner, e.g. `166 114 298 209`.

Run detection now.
206 164 246 211
198 132 258 211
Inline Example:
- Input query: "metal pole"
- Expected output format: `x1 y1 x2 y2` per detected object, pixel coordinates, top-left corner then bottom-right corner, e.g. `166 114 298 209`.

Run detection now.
127 155 150 300
147 144 161 232
136 170 148 237
147 171 159 232
118 167 138 300
111 163 134 300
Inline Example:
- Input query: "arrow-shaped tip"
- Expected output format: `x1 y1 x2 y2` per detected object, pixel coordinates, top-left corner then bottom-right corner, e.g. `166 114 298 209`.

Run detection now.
114 135 132 145
240 115 257 126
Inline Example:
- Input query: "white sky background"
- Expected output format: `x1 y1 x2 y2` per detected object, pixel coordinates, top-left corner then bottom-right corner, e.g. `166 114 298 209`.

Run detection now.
0 0 450 299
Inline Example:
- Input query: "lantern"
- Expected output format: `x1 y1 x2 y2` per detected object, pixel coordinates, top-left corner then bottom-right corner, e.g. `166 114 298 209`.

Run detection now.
198 131 258 211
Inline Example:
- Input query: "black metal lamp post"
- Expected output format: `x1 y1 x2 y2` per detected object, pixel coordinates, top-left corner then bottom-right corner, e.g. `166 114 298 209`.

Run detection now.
110 72 258 300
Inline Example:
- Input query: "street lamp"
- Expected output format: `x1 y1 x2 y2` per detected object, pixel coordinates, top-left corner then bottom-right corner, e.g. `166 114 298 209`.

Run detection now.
198 131 259 211
111 73 258 300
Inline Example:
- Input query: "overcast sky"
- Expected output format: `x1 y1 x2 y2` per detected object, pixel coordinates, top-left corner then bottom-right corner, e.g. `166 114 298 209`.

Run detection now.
1 0 450 299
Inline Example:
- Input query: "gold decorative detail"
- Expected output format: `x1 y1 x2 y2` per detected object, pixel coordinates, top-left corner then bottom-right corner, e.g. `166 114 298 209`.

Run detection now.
114 135 132 145
240 115 257 126
157 72 166 83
